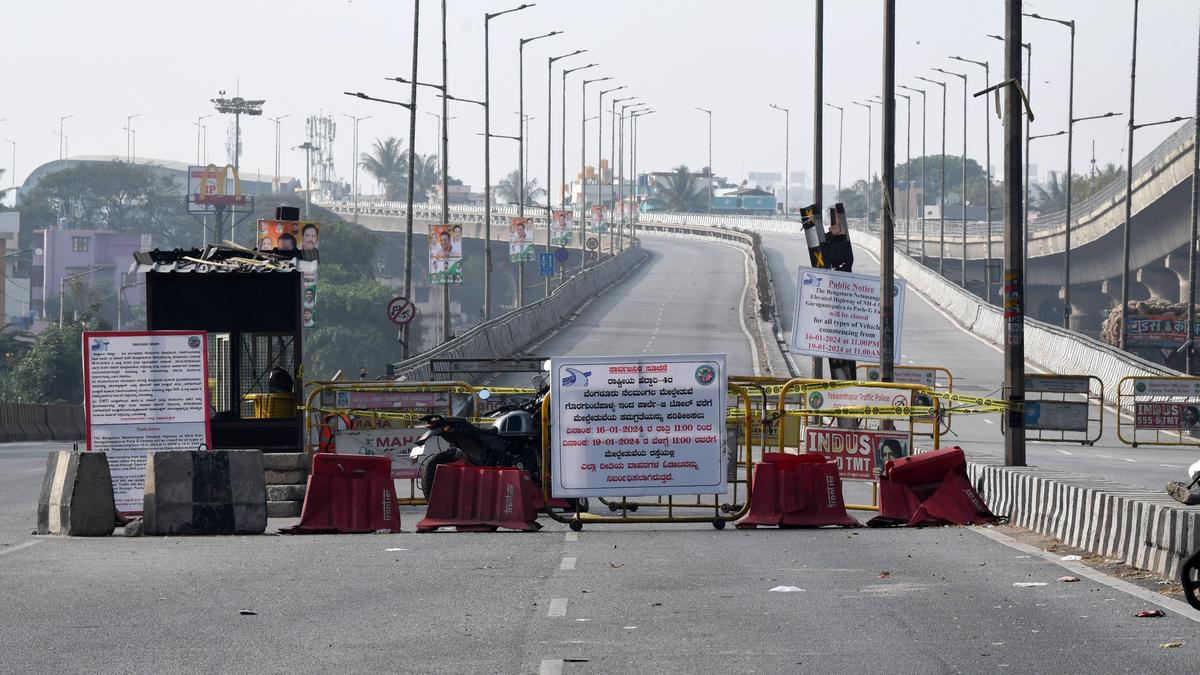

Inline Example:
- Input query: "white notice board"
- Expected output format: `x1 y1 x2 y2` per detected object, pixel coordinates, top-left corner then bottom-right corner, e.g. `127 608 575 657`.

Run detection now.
791 268 906 363
83 331 211 514
550 354 727 498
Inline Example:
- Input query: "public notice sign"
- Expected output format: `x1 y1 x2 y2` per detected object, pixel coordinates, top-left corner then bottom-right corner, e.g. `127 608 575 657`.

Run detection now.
804 427 911 480
791 268 906 363
83 331 211 514
550 354 727 498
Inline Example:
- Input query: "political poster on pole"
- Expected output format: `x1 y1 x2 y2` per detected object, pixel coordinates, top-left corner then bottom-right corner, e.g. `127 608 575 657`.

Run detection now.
791 268 906 363
429 223 464 284
509 218 534 262
83 331 211 515
550 353 727 498
552 210 573 246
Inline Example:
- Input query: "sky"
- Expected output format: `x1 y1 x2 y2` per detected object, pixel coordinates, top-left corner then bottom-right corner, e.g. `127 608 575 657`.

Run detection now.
3 0 1198 200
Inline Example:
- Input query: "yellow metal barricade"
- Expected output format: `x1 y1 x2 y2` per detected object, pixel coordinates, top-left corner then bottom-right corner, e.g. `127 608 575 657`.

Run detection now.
774 378 942 512
1117 376 1200 448
302 380 485 504
1019 374 1103 446
857 363 954 437
540 384 755 530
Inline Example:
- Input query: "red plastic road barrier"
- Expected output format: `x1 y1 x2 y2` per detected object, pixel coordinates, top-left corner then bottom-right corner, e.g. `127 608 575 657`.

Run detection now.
417 461 542 532
292 453 402 533
868 446 995 527
737 453 860 529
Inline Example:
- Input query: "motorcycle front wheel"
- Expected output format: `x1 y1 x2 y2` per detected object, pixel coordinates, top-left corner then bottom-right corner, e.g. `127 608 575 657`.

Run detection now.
419 449 461 499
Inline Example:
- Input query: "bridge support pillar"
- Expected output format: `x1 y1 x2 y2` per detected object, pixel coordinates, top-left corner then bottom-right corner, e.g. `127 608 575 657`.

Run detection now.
1063 282 1108 337
1136 261 1180 303
1165 252 1192 305
1027 284 1064 326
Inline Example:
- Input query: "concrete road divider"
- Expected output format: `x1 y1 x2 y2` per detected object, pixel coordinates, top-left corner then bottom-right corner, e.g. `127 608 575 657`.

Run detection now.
36 451 118 536
143 450 267 535
0 404 23 442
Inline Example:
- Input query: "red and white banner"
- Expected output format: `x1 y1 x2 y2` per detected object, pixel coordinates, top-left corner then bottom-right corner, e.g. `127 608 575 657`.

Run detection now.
803 428 911 481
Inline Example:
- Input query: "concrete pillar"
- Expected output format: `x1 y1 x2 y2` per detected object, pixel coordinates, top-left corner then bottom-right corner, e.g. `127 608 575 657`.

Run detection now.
1063 282 1108 337
1136 261 1180 302
1026 284 1064 325
1165 252 1192 305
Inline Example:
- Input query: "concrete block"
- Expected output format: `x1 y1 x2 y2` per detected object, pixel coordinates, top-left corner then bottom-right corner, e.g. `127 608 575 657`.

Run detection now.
264 469 307 485
267 500 303 518
143 450 267 535
36 451 117 536
267 484 307 502
262 452 310 472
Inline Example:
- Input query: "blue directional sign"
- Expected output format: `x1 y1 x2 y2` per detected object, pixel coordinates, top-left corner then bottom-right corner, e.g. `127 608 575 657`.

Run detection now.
539 252 555 277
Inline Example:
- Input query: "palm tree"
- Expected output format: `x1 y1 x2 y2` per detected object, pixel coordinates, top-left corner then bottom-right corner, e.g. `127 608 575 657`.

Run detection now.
496 169 546 206
646 165 708 212
359 137 406 200
402 153 441 203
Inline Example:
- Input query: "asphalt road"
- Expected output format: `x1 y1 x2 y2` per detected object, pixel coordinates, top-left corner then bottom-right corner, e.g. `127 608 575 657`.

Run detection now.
761 233 1197 492
5 233 1200 672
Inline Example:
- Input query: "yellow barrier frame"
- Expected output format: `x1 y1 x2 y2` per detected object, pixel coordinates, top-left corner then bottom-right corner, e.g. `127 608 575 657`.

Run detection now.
775 377 941 512
856 363 955 437
1117 376 1200 448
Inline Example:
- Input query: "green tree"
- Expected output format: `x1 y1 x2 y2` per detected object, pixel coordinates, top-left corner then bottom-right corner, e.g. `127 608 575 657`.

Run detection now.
496 169 546 207
0 323 85 403
360 137 407 200
405 153 441 203
647 165 707 212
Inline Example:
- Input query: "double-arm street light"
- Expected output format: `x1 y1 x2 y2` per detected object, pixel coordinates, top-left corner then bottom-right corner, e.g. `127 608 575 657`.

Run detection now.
598 84 627 256
272 114 292 196
193 114 211 165
124 113 141 163
610 95 637 254
768 104 790 216
546 50 586 298
619 103 648 251
915 76 948 276
874 93 912 254
933 66 969 288
630 109 655 237
988 33 1032 267
341 114 369 219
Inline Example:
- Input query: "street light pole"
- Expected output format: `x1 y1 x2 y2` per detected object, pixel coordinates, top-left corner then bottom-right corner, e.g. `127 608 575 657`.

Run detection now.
951 55 993 300
934 67 968 288
125 113 141 163
916 76 948 275
194 115 210 165
1002 0 1026 467
814 0 823 226
483 3 534 322
341 114 369 222
561 64 596 278
547 50 586 299
581 76 612 270
902 84 926 263
881 0 896 382
824 103 844 196
598 84 626 259
403 0 420 357
850 101 872 224
769 104 790 216
272 114 291 195
610 95 636 257
58 115 73 161
695 107 712 213
874 93 912 255
440 0 450 344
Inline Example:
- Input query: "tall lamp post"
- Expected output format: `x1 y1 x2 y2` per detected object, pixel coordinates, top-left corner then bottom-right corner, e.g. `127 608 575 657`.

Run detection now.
124 113 141 163
768 104 790 216
915 76 948 276
695 107 713 213
850 101 873 225
58 115 73 161
193 114 211 165
341 114 369 221
581 76 612 270
619 104 648 251
546 50 586 298
898 85 927 262
483 4 534 322
824 103 844 197
950 55 994 299
271 114 291 195
874 93 911 254
630 109 655 238
610 95 637 256
989 33 1031 268
933 67 969 288
598 84 627 258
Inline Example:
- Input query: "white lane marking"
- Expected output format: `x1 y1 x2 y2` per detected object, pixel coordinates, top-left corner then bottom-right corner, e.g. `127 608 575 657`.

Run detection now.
984 419 995 425
1123 458 1138 463
539 659 564 675
1056 449 1074 456
547 598 568 617
970 526 1200 623
0 540 42 557
1160 464 1185 469
560 557 577 571
564 532 578 542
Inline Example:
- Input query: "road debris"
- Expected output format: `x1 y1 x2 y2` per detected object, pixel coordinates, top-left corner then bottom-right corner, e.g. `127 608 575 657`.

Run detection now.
1057 576 1080 583
1135 610 1165 618
1012 582 1047 587
769 586 806 593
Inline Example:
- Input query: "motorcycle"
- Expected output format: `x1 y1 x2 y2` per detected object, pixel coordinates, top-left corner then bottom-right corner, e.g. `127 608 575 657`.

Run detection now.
409 383 587 512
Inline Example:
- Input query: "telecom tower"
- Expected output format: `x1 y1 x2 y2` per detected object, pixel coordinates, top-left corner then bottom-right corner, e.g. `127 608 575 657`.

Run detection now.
305 114 338 201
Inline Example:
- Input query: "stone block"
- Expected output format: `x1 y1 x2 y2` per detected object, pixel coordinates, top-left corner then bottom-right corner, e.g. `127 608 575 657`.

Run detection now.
143 450 267 535
267 500 302 518
264 469 307 485
262 452 310 472
36 451 117 536
267 484 307 502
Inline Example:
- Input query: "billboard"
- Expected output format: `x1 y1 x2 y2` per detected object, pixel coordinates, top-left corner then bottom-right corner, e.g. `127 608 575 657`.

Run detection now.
187 164 246 212
429 223 464 284
551 210 573 246
804 428 911 480
1134 402 1200 431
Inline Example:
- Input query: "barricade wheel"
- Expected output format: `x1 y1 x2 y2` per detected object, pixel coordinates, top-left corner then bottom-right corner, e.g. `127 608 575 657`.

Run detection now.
712 519 726 530
569 519 583 532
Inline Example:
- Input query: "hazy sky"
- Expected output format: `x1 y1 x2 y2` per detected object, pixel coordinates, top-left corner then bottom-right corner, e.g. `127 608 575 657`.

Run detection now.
4 0 1198 199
